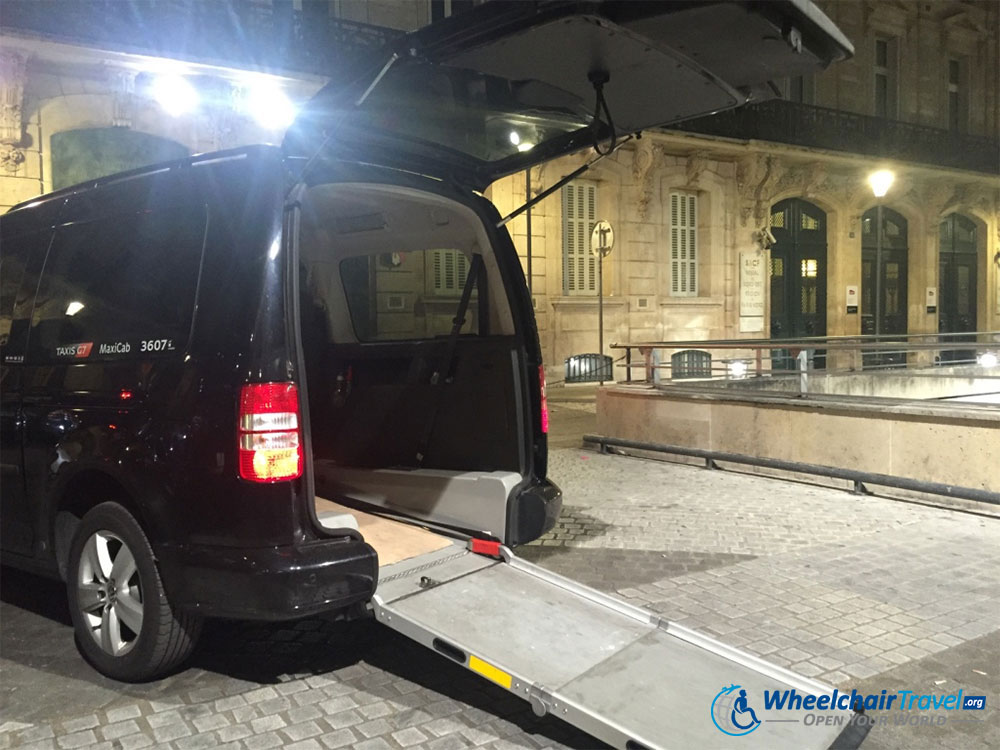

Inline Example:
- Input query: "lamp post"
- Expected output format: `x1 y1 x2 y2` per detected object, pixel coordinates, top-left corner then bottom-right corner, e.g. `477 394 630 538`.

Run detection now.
867 170 894 340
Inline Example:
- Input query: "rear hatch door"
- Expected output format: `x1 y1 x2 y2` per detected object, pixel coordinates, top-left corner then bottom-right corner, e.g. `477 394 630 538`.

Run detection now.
285 0 853 190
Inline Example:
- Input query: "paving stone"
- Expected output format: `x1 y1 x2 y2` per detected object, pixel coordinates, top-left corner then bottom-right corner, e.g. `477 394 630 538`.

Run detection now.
250 715 287 734
356 718 393 739
243 731 284 750
352 739 394 750
173 732 223 750
55 730 96 749
392 726 430 747
284 740 323 750
216 724 254 743
282 720 324 742
99 719 142 741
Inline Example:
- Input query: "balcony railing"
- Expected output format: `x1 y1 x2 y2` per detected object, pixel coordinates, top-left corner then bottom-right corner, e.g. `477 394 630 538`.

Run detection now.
1 0 404 76
670 100 999 175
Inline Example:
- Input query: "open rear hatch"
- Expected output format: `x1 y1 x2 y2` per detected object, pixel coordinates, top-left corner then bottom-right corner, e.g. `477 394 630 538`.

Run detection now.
284 0 853 189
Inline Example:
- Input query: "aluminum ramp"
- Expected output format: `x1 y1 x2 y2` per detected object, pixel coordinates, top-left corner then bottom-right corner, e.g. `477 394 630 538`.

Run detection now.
373 541 869 750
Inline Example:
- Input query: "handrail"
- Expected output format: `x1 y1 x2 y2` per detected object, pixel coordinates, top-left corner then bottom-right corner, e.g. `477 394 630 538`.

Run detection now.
583 434 1000 506
609 332 1000 384
611 331 1000 350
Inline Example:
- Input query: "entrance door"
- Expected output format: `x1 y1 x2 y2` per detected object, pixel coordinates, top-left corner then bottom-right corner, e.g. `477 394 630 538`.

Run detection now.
769 199 827 369
938 214 977 363
861 206 908 366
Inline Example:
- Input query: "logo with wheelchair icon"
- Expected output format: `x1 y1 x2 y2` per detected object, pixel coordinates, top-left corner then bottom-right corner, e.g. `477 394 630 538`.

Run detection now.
711 684 762 736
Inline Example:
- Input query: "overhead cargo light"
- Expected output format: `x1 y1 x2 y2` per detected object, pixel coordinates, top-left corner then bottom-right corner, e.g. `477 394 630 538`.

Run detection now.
151 74 199 117
246 82 297 131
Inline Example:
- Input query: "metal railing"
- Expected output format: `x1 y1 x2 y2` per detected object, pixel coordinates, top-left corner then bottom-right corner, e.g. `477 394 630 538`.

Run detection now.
1 0 404 75
668 100 999 175
583 434 1000 506
612 331 1000 392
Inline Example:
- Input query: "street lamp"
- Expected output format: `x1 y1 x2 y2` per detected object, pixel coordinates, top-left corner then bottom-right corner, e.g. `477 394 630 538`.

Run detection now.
867 170 894 340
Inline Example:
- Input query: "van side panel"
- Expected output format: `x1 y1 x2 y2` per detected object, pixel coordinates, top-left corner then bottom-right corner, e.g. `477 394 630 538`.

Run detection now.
7 149 377 618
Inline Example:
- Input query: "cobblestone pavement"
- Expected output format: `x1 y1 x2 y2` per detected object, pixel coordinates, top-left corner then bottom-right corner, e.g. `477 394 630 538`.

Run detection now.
1 397 998 749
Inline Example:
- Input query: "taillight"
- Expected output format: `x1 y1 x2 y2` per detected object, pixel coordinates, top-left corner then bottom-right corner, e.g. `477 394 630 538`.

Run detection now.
538 365 549 434
238 382 303 482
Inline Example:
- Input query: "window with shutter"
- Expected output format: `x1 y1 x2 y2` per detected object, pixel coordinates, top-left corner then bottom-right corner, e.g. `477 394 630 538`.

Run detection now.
431 249 469 294
562 181 597 295
670 192 698 297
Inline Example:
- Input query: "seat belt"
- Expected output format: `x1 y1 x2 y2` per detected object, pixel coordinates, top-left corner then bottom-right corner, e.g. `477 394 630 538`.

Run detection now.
416 253 483 465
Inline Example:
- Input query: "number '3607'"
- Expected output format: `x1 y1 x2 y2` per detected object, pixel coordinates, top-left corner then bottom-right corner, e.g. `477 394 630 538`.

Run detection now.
140 339 175 352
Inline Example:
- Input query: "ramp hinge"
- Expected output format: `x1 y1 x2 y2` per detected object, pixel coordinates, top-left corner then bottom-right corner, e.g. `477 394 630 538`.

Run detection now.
525 683 557 718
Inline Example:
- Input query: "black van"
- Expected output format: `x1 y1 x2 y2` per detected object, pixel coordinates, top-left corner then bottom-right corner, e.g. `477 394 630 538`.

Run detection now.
0 1 851 681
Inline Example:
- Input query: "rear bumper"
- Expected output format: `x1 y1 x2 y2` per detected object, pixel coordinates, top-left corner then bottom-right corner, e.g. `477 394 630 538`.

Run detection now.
507 477 562 546
157 537 378 620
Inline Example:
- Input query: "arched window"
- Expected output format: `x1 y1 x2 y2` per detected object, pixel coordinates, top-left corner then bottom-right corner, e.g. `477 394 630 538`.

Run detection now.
51 129 189 191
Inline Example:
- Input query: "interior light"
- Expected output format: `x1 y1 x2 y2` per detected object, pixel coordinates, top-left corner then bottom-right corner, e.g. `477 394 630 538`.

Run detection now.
728 360 749 379
151 74 199 117
868 169 895 198
246 82 297 130
978 351 999 368
65 301 85 316
509 130 521 146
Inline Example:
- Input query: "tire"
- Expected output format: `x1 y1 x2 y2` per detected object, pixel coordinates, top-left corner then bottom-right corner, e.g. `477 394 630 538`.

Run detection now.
67 502 202 681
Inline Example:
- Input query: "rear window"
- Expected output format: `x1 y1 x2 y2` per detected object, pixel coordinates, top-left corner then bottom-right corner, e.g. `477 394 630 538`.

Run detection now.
28 205 207 362
338 249 481 342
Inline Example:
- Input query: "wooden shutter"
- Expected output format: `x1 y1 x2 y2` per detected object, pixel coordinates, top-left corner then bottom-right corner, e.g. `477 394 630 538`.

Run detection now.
670 192 698 296
432 249 469 294
562 182 597 295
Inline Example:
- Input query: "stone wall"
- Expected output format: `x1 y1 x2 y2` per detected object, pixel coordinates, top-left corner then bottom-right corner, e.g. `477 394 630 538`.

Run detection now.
814 0 999 138
596 385 1000 493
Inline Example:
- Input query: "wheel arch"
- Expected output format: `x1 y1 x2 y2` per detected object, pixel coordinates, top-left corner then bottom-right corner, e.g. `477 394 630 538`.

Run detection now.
53 470 146 581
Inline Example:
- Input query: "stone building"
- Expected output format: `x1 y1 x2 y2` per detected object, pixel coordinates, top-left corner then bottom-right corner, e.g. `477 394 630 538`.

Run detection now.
1 1 998 378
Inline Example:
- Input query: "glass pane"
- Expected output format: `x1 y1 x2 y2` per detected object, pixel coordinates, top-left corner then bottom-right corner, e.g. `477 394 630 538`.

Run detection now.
957 265 970 316
770 209 785 229
949 59 960 85
884 262 900 315
862 259 873 312
801 213 820 231
338 250 480 342
29 206 205 362
940 218 952 246
770 259 785 318
875 74 887 117
800 278 817 315
876 39 888 67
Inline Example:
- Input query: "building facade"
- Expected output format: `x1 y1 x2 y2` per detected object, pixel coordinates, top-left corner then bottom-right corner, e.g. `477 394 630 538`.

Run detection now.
1 1 998 379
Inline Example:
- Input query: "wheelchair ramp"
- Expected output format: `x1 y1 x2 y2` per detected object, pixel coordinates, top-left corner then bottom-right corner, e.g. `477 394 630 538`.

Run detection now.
373 543 868 750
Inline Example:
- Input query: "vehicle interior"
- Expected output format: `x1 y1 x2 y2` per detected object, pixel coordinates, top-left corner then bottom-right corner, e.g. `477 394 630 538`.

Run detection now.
297 182 527 541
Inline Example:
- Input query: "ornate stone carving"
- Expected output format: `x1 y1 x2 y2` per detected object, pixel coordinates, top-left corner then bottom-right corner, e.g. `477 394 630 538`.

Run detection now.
735 154 774 227
631 137 657 220
0 51 27 145
0 144 25 173
684 150 711 189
